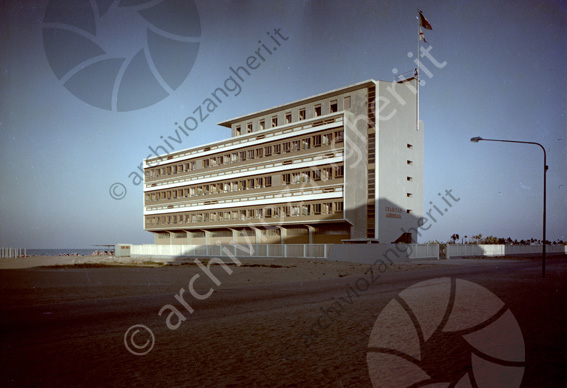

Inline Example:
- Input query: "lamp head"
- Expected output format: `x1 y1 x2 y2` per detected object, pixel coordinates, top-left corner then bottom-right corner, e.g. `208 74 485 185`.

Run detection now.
470 136 483 143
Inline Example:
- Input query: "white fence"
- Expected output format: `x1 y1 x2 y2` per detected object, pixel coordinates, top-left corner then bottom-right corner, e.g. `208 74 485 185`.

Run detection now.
129 243 440 261
447 244 566 259
0 247 26 258
130 243 333 259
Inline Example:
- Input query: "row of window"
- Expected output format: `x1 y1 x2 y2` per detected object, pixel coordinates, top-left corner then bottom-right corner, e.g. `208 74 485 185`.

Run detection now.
146 201 344 226
146 130 345 180
144 164 344 203
235 97 350 135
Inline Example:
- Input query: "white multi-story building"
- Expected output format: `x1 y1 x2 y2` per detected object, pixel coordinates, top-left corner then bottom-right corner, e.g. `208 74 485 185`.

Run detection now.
143 79 423 245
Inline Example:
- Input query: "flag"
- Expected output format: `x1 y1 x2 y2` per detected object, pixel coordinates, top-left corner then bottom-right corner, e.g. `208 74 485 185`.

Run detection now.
418 10 432 30
419 28 428 44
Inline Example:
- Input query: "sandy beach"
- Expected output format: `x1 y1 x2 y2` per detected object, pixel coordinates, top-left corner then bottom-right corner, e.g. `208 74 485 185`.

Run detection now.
0 255 565 387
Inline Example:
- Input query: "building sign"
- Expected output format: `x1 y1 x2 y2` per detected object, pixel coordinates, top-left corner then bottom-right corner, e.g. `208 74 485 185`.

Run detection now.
385 206 402 219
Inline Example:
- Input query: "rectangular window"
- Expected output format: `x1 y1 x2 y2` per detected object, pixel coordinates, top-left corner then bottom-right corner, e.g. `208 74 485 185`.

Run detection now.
282 173 291 185
264 145 272 156
272 116 278 127
265 176 272 187
322 167 332 180
313 203 322 215
273 144 281 154
334 165 344 178
255 177 263 188
240 151 246 161
330 100 338 113
285 112 292 124
334 202 344 213
203 159 210 168
314 104 322 117
247 179 254 189
302 138 311 150
292 172 300 184
407 176 413 181
323 133 332 146
235 126 241 136
313 134 322 147
335 130 344 143
299 109 306 120
313 169 321 181
344 96 351 109
292 140 300 152
292 206 300 217
302 205 310 216
247 122 253 133
265 207 273 218
407 193 413 197
256 148 263 158
232 153 238 163
259 120 265 130
283 142 291 153
240 210 246 220
248 150 255 160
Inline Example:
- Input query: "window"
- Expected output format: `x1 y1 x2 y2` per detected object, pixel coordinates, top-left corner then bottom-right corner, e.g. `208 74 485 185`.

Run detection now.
323 133 332 146
314 104 322 117
255 177 263 188
292 140 300 152
265 145 272 156
203 159 210 168
283 142 291 153
335 130 344 143
407 144 413 149
407 160 413 165
299 109 306 120
240 210 246 220
265 176 272 187
247 150 255 160
407 193 413 197
302 138 311 150
344 96 351 109
313 169 321 181
292 206 300 217
259 120 265 130
282 173 291 185
334 165 344 178
256 148 263 158
255 209 264 219
240 151 246 161
285 112 292 124
272 116 278 127
407 176 413 181
235 126 241 136
273 144 281 154
334 202 344 213
407 209 413 214
247 179 254 189
247 122 253 133
330 100 338 113
313 134 322 147
232 153 238 163
265 208 273 218
323 203 332 215
302 205 310 216
313 203 322 215
292 172 300 184
322 167 332 180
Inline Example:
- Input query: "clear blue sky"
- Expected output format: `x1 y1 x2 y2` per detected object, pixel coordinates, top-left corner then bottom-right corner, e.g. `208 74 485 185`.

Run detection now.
1 0 566 248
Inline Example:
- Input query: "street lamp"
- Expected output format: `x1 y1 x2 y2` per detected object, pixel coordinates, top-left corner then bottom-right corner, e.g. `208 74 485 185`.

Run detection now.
470 136 548 278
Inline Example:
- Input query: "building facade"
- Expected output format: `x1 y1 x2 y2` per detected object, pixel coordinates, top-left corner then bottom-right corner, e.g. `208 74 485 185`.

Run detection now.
143 79 423 245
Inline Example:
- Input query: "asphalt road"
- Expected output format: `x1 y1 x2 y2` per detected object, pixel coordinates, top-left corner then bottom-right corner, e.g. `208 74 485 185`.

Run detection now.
0 258 565 387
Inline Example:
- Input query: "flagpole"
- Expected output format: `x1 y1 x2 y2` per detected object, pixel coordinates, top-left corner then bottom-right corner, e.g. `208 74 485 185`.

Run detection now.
416 10 420 131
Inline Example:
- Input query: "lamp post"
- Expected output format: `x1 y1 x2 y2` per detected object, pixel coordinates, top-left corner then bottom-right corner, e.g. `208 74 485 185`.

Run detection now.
470 136 548 278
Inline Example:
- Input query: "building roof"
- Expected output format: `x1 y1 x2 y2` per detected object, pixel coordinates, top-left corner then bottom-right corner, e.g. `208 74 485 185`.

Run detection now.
217 79 377 128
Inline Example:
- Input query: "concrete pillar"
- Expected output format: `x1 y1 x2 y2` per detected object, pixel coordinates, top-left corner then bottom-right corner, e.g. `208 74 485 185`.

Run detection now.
307 225 315 245
279 226 287 244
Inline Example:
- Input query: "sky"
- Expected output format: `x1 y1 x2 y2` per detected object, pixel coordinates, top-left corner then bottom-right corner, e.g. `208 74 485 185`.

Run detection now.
1 0 566 249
